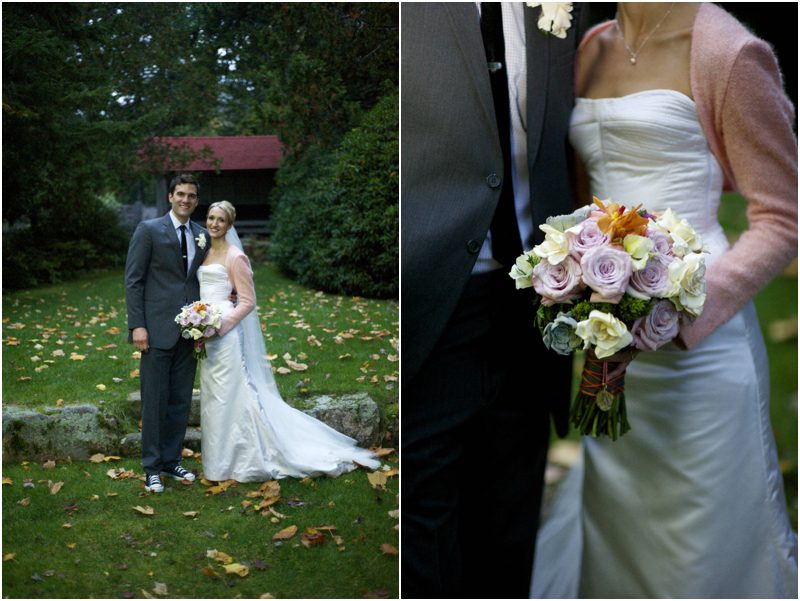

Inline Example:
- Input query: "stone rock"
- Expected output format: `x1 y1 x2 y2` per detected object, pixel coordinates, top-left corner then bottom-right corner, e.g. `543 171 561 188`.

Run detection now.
296 393 380 447
128 390 201 427
2 404 124 464
120 428 202 457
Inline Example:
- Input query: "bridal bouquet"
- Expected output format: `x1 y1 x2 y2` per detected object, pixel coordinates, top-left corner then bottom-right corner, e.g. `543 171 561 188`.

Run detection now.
509 198 708 439
175 301 223 359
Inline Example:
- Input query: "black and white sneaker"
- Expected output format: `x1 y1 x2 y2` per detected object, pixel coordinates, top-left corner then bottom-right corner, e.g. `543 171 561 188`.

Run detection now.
144 474 164 493
161 465 196 482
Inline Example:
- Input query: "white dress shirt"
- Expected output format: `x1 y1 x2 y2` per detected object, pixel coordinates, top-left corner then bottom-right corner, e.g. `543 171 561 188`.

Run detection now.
473 2 533 274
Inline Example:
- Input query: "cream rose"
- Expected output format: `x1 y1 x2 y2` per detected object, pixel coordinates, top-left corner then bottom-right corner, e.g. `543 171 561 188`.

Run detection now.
655 208 705 258
509 251 539 290
575 310 633 359
534 223 579 265
666 252 707 317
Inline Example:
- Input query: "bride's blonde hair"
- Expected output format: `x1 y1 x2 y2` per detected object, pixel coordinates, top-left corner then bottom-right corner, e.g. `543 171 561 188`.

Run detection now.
208 200 236 225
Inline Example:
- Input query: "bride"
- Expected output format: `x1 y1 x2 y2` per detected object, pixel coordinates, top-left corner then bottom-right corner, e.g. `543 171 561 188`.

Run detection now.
534 3 797 598
197 200 380 482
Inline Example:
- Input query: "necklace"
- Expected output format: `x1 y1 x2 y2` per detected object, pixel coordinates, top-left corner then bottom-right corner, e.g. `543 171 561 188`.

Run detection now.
615 3 675 65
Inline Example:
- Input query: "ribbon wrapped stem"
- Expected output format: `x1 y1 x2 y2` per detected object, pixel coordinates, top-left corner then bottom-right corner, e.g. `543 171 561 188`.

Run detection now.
571 353 630 440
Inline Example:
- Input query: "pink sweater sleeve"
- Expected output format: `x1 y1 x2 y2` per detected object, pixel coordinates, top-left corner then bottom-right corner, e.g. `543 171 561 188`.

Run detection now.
218 251 256 338
680 39 798 348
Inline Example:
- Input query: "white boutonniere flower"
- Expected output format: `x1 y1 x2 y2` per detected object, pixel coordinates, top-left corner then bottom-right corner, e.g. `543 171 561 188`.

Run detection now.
527 2 573 39
196 233 207 249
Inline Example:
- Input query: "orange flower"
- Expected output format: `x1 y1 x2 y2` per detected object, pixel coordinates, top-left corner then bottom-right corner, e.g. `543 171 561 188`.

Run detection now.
193 302 207 312
593 197 649 242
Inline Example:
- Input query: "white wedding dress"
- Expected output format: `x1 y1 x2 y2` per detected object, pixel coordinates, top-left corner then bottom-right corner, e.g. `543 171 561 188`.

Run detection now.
532 90 797 598
197 262 380 482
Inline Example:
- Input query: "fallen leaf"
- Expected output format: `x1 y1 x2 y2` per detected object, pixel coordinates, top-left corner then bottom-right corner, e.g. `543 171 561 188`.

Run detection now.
56 399 64 407
96 384 107 391
105 327 122 335
207 549 233 565
133 505 155 516
66 543 77 550
62 522 72 529
43 460 56 470
380 544 398 555
48 481 64 495
275 367 292 375
2 477 12 486
153 582 168 596
183 511 199 518
3 553 15 561
223 563 249 577
201 565 220 579
369 447 396 458
272 525 297 541
69 353 86 361
18 497 31 506
367 471 388 490
301 529 327 548
89 453 105 463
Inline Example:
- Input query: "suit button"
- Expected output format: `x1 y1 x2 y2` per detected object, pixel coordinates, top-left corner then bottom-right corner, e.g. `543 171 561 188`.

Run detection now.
486 173 502 188
466 239 482 255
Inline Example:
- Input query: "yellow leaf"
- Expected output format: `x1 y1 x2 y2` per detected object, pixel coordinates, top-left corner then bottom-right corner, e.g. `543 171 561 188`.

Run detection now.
107 492 119 497
153 582 168 596
3 553 15 561
49 481 64 495
96 384 107 391
380 543 399 555
207 549 233 565
105 327 122 335
223 563 250 577
286 360 308 371
89 453 105 463
2 477 12 486
367 471 388 490
62 522 72 529
272 525 297 541
275 367 292 375
130 369 140 378
69 353 86 361
369 447 395 458
56 399 64 407
183 511 199 518
133 505 155 516
18 497 31 507
66 543 77 550
43 460 56 470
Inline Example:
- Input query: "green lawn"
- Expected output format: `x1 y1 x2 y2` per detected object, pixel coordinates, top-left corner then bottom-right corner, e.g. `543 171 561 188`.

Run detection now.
2 456 398 598
2 261 399 434
2 259 399 598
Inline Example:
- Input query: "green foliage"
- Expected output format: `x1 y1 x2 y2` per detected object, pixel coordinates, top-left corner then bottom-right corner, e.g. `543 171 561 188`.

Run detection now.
617 295 653 324
269 90 398 299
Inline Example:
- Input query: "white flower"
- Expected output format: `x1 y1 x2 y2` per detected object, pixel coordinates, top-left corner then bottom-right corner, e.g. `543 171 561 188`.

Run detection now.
527 2 573 39
534 223 582 265
666 252 707 317
508 250 540 290
654 209 705 258
196 233 207 249
575 310 633 359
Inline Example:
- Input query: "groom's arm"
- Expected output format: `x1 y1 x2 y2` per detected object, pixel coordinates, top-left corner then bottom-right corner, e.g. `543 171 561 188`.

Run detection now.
125 222 152 351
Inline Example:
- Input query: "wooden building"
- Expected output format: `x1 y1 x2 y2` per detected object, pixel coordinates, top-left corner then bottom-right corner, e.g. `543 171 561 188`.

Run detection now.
152 135 283 234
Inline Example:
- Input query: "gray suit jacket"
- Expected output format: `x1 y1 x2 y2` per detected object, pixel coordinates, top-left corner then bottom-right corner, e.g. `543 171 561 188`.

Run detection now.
401 2 586 381
125 213 208 349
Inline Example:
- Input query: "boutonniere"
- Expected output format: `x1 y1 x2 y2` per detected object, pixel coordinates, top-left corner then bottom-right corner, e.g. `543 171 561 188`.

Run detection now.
196 233 207 250
527 2 573 39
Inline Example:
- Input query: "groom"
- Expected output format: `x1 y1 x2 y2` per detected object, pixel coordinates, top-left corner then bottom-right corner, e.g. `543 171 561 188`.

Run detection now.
125 173 208 493
401 3 590 598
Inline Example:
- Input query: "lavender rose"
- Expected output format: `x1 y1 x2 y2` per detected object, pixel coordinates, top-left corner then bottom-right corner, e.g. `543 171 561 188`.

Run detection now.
580 246 633 304
631 300 680 351
532 255 583 306
627 258 670 300
646 227 673 265
569 219 610 260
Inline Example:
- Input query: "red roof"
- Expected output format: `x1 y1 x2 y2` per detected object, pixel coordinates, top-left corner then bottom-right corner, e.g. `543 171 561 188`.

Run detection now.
152 136 283 171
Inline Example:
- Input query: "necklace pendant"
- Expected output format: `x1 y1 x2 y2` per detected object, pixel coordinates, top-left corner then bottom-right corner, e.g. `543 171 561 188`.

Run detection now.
630 56 637 65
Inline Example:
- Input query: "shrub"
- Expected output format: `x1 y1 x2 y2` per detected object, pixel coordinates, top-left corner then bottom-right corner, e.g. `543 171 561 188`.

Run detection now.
269 88 398 299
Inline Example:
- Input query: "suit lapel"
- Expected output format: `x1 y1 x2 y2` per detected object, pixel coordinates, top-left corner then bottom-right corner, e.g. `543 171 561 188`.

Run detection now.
187 221 207 277
445 3 500 153
524 6 550 168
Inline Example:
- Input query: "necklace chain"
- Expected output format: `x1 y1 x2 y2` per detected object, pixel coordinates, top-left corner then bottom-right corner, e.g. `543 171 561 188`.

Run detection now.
615 4 675 65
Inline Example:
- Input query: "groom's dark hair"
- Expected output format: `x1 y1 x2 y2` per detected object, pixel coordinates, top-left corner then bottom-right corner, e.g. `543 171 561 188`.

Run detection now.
169 173 200 195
